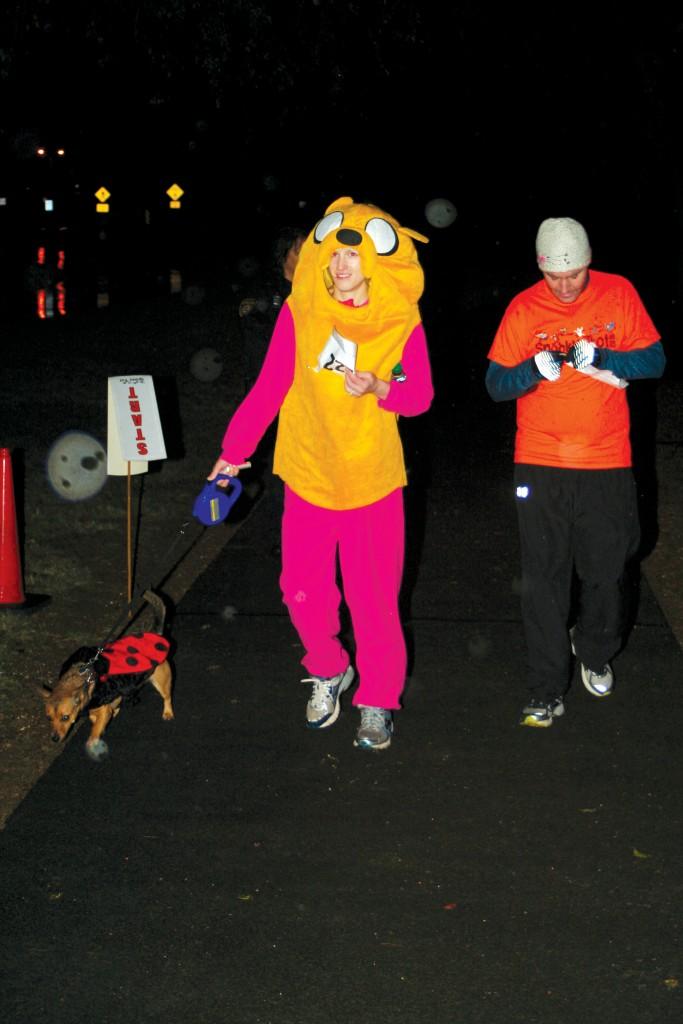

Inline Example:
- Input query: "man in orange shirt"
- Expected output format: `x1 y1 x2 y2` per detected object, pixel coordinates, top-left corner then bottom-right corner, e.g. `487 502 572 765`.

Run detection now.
487 217 665 727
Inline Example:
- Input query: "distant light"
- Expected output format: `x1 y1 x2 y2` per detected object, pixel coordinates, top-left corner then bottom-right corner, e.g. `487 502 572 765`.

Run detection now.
57 282 66 316
516 485 530 499
37 290 55 319
37 148 46 157
56 148 65 157
37 246 46 265
0 197 6 206
57 250 65 271
44 198 54 212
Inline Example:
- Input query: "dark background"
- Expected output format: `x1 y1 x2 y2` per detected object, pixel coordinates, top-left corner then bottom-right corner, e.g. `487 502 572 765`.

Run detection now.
0 3 681 363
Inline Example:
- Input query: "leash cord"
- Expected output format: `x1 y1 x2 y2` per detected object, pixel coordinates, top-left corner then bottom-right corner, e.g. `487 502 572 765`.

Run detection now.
79 518 203 675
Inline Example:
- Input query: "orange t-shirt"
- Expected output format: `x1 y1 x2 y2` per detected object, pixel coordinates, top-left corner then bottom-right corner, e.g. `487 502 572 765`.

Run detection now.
488 270 660 468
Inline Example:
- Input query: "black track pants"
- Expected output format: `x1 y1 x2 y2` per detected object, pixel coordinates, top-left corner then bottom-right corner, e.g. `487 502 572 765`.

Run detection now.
514 464 640 700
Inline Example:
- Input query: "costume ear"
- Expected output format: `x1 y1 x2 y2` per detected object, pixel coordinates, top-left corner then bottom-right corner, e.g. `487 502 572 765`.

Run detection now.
401 227 430 244
365 218 399 256
324 196 354 214
314 211 344 244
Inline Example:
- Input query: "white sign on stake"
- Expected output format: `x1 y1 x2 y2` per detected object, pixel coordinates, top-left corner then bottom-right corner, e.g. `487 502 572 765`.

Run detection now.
107 376 167 475
107 390 147 477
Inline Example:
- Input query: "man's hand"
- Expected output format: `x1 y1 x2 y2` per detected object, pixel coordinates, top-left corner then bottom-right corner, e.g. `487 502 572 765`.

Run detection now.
208 458 251 487
533 351 564 382
344 369 390 400
567 340 601 369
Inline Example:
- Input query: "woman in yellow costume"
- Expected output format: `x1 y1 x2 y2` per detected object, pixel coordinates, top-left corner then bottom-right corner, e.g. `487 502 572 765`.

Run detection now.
208 197 433 749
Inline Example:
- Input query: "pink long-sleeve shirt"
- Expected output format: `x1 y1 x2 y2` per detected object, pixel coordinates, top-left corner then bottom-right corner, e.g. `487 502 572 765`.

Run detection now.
221 303 433 465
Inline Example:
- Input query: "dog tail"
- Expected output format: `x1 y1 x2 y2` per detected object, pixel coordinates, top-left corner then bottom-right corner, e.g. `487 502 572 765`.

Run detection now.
143 589 167 635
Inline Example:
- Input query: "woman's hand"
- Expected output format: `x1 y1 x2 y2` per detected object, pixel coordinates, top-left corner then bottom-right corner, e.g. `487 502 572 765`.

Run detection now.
207 458 251 487
344 369 390 400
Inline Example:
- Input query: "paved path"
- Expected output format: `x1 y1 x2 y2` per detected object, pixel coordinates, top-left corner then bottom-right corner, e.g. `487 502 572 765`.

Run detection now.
2 391 682 1024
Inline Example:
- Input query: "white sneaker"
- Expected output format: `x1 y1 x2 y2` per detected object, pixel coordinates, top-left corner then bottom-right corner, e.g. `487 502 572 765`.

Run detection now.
354 706 393 750
303 665 355 729
580 663 614 698
519 697 565 728
570 628 614 698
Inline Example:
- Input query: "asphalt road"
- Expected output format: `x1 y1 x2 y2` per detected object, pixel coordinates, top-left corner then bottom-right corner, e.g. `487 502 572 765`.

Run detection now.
2 390 682 1024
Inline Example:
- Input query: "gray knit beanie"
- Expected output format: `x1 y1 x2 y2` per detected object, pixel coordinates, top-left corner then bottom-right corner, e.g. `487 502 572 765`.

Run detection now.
536 218 591 272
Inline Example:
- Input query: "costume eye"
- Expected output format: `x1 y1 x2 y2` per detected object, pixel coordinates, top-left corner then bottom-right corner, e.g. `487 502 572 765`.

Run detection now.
314 211 343 243
61 714 70 721
365 218 398 256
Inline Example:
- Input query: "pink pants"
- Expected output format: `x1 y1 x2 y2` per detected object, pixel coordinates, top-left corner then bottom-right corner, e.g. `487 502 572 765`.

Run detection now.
280 485 406 710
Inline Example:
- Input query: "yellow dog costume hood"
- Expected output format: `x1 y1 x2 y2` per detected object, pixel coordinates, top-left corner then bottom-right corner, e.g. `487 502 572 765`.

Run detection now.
273 197 429 510
290 195 428 332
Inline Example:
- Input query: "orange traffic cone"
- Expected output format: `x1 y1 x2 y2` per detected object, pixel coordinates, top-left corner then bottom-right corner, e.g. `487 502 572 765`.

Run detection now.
0 448 25 607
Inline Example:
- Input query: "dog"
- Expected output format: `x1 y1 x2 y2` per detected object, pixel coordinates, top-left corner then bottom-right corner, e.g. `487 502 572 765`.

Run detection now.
41 590 174 760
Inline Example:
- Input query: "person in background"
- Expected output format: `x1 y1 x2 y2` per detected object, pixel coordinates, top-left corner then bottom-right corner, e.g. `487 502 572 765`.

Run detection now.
239 227 306 394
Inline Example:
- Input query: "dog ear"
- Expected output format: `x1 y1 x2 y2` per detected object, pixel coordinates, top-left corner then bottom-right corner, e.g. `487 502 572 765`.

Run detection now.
37 684 53 698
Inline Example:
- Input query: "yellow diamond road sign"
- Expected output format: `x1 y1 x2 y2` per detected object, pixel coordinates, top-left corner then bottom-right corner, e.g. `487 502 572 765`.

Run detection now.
95 187 110 203
167 184 184 201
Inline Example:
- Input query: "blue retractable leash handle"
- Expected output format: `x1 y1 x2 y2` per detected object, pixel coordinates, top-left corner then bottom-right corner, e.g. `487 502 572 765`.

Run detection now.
192 474 243 526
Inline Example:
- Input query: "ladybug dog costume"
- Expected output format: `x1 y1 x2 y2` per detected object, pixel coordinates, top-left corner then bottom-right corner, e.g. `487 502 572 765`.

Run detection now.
42 590 174 760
